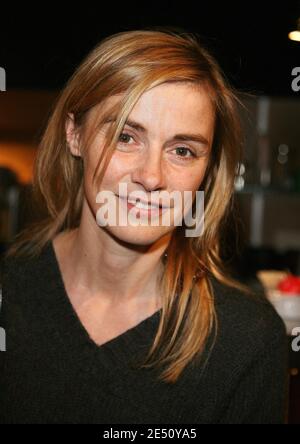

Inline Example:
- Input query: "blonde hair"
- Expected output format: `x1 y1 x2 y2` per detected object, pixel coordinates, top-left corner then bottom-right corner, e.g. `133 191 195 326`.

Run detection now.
6 28 249 383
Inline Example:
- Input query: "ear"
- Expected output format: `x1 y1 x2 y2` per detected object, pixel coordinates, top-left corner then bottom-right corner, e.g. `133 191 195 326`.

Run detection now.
65 113 81 157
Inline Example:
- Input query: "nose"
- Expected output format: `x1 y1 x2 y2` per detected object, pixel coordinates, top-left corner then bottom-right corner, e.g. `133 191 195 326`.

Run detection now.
131 146 165 191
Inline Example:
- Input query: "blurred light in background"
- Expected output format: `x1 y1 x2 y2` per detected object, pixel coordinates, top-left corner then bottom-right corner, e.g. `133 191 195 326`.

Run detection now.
0 142 36 184
0 90 57 185
288 17 300 41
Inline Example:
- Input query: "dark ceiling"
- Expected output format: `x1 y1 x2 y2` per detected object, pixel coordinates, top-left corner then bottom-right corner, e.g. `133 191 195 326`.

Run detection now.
1 1 300 96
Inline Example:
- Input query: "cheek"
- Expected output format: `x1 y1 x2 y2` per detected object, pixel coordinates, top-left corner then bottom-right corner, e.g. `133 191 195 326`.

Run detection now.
171 162 209 193
99 156 129 193
83 149 129 200
192 158 210 188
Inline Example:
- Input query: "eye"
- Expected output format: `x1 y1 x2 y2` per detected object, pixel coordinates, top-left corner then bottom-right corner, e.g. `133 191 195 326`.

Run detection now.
173 146 196 160
118 132 134 144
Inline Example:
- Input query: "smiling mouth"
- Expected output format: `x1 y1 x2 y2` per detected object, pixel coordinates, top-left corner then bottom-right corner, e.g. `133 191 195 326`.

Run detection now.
116 195 170 210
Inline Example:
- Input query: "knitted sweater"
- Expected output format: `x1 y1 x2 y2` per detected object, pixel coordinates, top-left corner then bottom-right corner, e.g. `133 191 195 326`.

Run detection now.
0 241 288 424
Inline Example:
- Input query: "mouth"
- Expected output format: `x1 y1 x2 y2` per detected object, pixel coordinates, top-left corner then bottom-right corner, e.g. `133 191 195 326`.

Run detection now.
116 195 170 215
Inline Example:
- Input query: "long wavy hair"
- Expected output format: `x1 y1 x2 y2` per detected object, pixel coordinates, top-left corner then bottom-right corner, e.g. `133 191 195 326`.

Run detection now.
6 28 248 383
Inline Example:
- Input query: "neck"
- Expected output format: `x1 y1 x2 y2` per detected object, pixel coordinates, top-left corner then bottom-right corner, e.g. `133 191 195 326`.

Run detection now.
53 217 170 311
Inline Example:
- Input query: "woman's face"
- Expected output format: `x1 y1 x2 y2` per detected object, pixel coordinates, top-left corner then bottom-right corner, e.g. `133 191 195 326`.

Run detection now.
67 81 215 246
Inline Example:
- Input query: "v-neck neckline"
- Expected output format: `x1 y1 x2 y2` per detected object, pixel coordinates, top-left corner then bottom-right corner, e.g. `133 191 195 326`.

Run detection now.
46 239 162 356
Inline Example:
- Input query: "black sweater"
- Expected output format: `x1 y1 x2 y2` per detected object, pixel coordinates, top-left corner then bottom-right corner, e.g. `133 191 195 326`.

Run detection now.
0 241 288 424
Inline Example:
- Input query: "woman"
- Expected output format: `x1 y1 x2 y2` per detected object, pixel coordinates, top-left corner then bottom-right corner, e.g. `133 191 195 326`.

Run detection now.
0 29 288 424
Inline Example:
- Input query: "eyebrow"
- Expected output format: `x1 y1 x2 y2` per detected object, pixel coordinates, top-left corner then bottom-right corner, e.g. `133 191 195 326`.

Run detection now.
103 117 210 146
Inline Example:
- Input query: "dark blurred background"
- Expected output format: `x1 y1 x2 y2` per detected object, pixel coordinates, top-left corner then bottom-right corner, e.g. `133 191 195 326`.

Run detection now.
0 1 300 422
0 2 299 94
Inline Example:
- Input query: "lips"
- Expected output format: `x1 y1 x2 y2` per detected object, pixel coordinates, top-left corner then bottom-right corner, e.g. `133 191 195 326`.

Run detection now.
117 195 170 209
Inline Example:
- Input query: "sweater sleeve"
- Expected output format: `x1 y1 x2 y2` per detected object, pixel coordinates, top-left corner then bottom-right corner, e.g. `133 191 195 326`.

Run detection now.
218 319 289 424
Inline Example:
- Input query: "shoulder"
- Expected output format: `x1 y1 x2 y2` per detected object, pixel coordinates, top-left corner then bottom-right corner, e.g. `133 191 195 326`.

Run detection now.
209 276 287 355
0 241 53 298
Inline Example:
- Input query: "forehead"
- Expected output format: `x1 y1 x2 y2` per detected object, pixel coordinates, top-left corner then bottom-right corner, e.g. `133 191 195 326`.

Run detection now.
129 82 215 132
87 81 215 136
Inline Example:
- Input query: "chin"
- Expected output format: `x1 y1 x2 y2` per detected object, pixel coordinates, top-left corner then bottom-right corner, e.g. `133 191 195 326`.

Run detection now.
103 225 173 247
